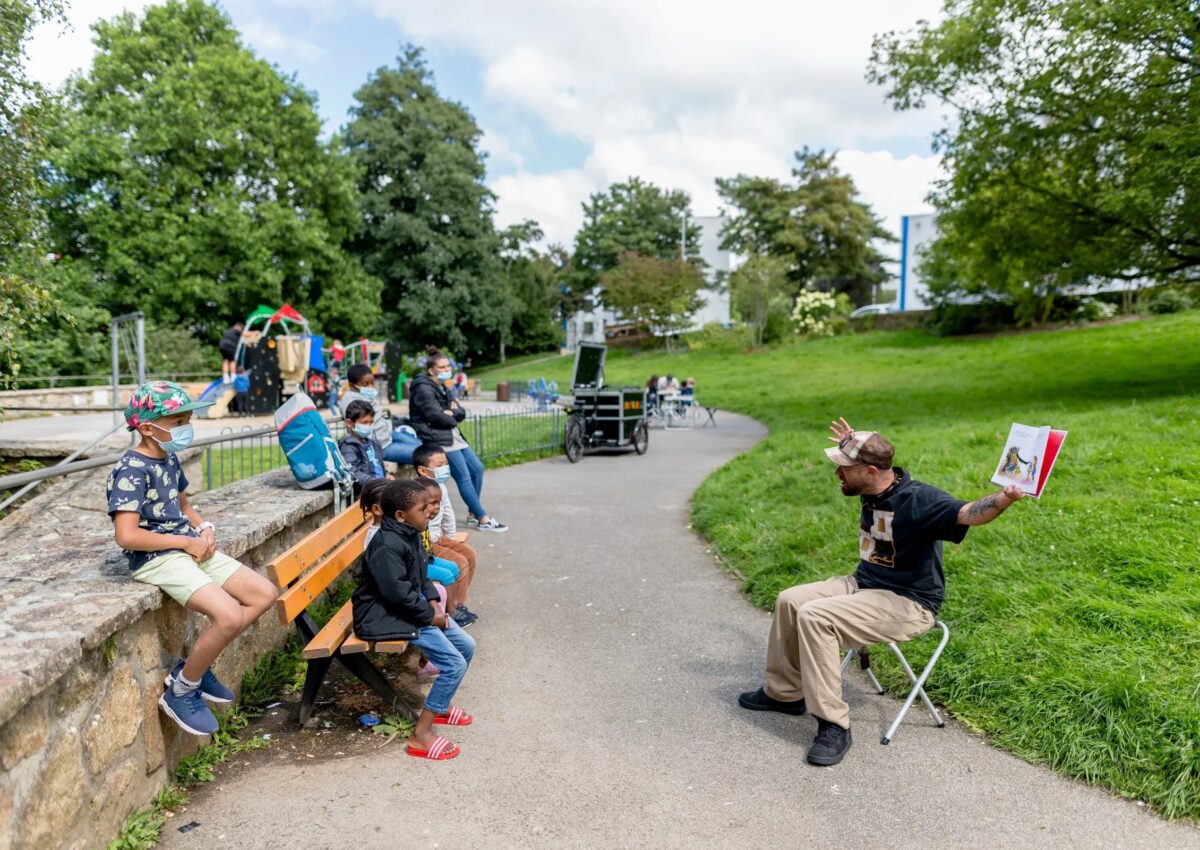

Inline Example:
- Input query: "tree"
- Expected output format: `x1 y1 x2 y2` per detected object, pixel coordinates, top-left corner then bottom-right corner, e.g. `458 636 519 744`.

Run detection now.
1 0 66 383
345 46 503 359
42 0 379 342
570 177 701 296
600 252 706 351
498 220 565 360
869 0 1200 320
730 254 791 348
717 149 893 305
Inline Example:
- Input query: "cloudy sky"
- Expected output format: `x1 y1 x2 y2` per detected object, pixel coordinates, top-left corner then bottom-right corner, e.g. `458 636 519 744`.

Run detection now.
27 0 946 253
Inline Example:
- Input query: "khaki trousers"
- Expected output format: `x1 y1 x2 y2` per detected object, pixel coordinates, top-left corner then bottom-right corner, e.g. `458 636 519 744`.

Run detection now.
764 575 934 729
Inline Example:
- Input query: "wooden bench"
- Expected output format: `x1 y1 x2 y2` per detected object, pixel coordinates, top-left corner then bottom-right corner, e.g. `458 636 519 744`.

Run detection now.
267 504 416 724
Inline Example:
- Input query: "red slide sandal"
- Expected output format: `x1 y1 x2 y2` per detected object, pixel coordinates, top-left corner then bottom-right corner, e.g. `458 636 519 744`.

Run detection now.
433 707 473 727
406 736 460 761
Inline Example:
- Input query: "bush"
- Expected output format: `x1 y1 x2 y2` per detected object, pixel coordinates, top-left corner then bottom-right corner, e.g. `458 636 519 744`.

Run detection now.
1071 298 1118 322
1147 289 1195 315
928 300 1015 336
683 322 742 353
790 290 839 337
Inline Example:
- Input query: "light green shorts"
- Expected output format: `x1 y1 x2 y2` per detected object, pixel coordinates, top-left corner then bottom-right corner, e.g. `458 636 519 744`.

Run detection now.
131 550 243 605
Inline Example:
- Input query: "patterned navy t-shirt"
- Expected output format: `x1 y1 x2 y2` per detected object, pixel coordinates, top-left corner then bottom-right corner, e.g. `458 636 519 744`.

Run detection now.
105 450 198 571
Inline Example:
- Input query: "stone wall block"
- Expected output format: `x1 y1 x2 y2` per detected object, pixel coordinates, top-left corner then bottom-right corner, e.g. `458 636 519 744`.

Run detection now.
0 694 47 770
51 660 99 721
92 758 139 828
142 685 165 774
133 616 164 673
83 664 141 772
0 783 13 850
17 728 86 850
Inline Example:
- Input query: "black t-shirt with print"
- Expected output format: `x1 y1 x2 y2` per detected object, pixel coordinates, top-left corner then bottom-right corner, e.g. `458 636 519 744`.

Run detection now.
853 467 968 615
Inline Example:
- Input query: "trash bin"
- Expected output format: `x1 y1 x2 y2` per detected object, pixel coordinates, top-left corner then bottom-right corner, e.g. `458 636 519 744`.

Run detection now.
496 381 510 402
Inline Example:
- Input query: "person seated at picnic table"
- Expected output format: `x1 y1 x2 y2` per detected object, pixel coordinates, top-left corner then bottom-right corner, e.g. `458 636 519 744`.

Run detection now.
354 479 476 761
408 347 508 533
738 418 1026 767
681 377 696 397
646 375 660 410
338 400 390 495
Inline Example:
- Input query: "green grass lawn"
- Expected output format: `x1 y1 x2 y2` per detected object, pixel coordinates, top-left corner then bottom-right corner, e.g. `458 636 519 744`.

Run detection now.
478 314 1200 819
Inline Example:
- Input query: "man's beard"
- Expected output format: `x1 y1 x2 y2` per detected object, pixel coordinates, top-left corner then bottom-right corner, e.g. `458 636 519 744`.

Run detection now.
840 477 864 496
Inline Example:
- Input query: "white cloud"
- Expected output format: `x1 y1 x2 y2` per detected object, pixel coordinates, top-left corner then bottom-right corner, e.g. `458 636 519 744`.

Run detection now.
25 0 153 89
365 0 946 253
241 20 325 63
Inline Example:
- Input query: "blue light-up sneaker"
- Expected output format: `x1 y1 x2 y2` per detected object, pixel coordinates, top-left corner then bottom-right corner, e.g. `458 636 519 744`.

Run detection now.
158 684 219 736
166 661 235 704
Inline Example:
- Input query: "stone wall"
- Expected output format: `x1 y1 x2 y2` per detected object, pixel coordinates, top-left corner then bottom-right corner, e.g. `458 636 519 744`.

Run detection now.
0 383 211 415
0 469 335 850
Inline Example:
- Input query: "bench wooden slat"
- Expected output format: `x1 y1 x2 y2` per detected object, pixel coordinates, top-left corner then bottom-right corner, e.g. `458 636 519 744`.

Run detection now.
372 640 408 653
274 525 369 626
267 504 366 588
341 634 370 654
301 599 355 660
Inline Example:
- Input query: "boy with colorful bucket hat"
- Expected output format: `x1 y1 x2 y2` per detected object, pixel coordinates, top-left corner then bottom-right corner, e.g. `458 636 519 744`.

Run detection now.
106 381 276 736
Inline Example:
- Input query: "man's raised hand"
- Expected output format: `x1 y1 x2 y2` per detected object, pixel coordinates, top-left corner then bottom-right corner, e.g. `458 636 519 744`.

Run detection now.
829 417 854 444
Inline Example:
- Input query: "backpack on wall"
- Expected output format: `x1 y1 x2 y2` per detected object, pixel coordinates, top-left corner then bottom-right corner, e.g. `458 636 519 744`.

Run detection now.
275 392 350 491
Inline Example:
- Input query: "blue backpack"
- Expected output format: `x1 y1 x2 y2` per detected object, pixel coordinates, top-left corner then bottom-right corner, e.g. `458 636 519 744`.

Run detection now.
275 392 351 490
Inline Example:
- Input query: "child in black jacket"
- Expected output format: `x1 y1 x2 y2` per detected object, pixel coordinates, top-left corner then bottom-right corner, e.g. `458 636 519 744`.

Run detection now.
353 478 476 761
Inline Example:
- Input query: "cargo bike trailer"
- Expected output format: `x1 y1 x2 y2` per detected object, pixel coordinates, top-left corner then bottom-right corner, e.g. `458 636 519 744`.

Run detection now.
563 342 649 463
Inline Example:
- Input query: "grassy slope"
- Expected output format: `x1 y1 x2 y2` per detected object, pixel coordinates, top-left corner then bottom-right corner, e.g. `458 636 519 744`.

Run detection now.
478 314 1200 818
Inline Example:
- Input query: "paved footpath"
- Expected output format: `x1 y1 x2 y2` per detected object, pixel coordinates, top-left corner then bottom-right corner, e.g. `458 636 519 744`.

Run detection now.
161 413 1199 850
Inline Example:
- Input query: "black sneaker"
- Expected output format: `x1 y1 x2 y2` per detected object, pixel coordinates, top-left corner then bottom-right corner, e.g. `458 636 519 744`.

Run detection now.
451 605 478 629
807 719 852 766
737 686 807 716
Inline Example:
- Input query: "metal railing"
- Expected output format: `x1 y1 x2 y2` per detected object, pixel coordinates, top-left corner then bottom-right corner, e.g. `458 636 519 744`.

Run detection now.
0 416 345 510
463 405 563 461
3 371 221 390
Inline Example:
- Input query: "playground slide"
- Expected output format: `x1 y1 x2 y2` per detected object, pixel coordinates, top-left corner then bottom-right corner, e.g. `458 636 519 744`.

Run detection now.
196 379 236 419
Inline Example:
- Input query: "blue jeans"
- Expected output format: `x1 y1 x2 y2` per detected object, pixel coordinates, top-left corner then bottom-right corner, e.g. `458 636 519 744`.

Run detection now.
410 619 476 714
382 429 419 464
446 446 486 519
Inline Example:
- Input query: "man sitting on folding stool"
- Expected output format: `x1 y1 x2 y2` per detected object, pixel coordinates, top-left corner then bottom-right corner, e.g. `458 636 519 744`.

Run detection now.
739 417 1026 766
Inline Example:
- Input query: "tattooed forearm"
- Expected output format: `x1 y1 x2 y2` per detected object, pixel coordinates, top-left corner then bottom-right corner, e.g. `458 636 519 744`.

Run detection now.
958 493 1010 525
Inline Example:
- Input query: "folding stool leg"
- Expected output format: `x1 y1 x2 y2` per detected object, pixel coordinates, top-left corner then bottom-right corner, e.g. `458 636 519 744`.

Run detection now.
881 620 950 745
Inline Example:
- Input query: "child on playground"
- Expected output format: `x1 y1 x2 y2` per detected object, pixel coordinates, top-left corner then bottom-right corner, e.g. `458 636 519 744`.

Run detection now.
338 399 389 494
353 478 475 761
413 443 479 627
233 367 250 416
106 381 277 736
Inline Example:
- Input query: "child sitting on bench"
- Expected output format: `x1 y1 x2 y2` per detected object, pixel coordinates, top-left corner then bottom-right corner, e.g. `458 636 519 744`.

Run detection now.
414 443 479 627
353 478 475 761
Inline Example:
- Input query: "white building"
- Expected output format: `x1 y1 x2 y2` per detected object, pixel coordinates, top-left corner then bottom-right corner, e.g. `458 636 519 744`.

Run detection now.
563 215 734 351
897 212 938 311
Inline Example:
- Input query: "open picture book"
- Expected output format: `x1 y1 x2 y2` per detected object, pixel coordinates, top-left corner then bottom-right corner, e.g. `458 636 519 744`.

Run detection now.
991 423 1067 499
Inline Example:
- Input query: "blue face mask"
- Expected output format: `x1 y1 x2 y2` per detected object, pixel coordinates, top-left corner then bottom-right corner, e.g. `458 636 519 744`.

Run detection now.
433 465 451 483
353 423 374 439
436 371 452 382
359 386 378 401
151 422 194 453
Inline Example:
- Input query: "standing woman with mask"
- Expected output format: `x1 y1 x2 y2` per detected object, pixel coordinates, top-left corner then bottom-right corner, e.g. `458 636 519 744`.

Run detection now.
408 348 508 532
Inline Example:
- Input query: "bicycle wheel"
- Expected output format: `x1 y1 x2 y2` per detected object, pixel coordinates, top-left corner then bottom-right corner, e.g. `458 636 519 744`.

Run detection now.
632 420 649 455
565 414 586 463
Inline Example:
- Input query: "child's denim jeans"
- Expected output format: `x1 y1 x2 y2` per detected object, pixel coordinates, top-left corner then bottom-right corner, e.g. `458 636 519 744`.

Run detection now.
410 619 476 714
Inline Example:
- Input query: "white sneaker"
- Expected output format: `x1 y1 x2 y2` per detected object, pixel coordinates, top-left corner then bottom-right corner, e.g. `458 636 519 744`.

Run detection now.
477 518 509 533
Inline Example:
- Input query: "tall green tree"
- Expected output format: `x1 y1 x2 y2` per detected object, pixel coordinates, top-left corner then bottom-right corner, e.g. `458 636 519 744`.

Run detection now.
345 46 503 359
43 0 379 342
1 0 66 383
729 254 792 348
870 0 1200 321
570 177 701 297
498 219 564 360
717 149 893 305
600 252 706 351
